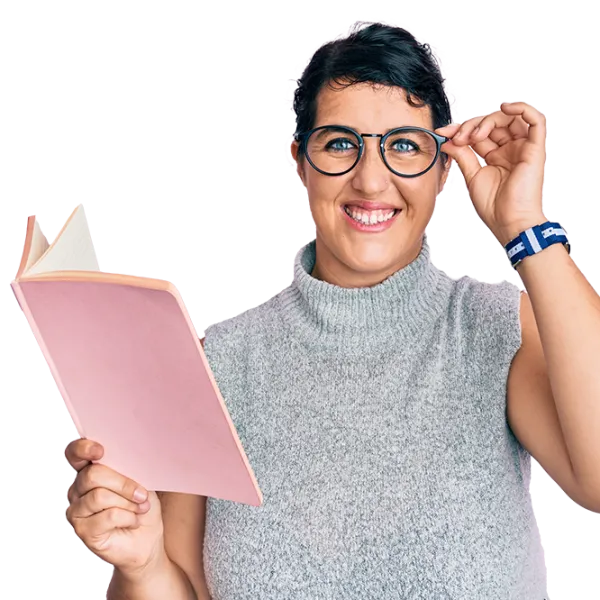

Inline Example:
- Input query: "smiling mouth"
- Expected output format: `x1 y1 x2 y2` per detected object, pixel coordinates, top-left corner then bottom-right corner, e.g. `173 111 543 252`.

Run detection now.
343 204 401 225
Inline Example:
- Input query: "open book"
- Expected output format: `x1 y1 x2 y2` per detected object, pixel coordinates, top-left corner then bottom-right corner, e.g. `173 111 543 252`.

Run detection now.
10 204 262 506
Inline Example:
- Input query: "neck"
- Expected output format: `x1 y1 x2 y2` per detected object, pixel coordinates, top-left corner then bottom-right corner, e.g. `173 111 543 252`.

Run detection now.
310 235 423 288
275 231 454 355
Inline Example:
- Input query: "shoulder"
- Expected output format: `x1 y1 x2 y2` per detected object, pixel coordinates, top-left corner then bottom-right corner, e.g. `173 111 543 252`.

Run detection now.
450 275 523 356
452 274 520 311
198 290 287 416
201 289 285 357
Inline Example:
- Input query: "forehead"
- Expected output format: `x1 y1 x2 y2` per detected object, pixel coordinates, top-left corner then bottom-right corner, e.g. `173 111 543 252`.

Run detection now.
314 81 434 131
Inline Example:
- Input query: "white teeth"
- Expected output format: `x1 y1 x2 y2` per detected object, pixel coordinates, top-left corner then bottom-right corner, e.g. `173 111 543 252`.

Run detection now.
344 206 397 225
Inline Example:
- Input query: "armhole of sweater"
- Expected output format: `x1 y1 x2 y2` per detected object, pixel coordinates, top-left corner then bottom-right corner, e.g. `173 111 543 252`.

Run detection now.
473 278 523 366
500 279 523 365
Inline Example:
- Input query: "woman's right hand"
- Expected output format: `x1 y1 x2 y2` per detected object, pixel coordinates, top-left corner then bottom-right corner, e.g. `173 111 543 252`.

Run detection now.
65 439 165 578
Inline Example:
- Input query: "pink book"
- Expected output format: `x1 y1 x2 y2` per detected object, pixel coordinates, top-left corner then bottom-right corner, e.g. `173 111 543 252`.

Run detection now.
10 204 263 506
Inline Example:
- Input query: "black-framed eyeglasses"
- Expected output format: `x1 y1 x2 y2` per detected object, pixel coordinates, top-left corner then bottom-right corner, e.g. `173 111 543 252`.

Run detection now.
294 125 449 178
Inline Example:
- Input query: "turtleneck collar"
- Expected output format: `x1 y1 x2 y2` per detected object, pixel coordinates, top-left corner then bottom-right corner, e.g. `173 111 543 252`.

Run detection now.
275 232 454 354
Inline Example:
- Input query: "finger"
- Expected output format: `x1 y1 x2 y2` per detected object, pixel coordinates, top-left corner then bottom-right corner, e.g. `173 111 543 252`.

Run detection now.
470 113 523 146
452 115 489 145
440 139 482 188
69 487 151 519
434 123 461 137
75 463 148 505
65 439 104 472
67 481 78 505
487 126 513 146
500 102 546 146
506 115 529 139
470 115 511 145
471 137 499 161
478 119 528 147
448 116 487 145
70 507 141 539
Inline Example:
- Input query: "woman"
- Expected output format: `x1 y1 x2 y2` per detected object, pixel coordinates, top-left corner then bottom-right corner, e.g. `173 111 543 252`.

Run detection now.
64 22 598 600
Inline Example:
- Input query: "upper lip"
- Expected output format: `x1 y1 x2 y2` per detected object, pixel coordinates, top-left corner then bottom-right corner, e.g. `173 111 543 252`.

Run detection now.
343 200 400 211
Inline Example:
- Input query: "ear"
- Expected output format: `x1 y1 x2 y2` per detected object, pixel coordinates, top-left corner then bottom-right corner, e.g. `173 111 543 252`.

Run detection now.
291 140 307 187
438 156 453 193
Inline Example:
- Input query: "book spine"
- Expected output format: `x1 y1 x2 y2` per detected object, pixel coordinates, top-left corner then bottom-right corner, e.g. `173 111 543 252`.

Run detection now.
11 281 87 439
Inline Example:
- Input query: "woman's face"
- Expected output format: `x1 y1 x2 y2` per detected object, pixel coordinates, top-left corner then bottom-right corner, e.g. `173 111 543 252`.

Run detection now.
291 82 452 288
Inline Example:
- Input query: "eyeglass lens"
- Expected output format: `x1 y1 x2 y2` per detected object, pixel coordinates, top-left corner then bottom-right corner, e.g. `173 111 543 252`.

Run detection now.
305 127 439 176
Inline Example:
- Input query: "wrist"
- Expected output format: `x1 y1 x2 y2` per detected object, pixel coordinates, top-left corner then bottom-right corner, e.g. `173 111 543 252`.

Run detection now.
115 541 170 585
495 214 548 247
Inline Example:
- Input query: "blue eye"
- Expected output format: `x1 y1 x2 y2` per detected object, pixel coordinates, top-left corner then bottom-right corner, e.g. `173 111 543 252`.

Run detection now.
326 137 357 152
391 139 419 153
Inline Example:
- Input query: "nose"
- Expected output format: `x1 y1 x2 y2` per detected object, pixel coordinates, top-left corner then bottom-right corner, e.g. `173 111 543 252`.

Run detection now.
350 136 390 196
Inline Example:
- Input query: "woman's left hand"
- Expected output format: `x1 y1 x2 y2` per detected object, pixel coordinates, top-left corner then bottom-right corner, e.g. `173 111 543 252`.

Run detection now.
435 102 548 246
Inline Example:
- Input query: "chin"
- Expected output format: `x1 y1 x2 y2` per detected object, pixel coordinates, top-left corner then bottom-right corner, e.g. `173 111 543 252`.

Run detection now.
343 247 399 274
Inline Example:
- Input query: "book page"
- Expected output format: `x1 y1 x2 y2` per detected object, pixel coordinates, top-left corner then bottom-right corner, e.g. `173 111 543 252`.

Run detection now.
26 205 100 275
23 220 50 273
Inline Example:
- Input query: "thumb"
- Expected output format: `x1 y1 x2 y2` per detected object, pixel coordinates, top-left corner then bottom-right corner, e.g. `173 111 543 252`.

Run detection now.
436 127 482 189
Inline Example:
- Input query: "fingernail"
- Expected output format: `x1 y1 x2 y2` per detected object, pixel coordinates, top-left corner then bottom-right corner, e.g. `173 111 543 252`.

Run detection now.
90 444 101 457
134 487 148 502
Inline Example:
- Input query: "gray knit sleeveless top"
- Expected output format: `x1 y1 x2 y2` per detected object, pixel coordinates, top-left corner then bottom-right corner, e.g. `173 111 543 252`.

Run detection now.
201 233 549 599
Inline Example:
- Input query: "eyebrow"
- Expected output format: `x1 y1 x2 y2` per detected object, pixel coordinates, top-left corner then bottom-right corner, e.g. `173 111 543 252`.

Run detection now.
318 124 413 134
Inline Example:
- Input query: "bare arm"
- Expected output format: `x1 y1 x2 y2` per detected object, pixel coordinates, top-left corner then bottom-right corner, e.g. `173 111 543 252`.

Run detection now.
107 548 198 600
106 492 210 600
159 492 211 599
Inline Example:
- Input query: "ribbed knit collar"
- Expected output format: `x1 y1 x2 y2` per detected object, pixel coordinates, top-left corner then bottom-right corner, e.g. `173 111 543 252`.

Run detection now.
276 232 454 354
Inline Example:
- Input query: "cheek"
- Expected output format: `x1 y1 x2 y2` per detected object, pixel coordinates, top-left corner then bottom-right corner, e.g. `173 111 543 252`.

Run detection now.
398 175 439 205
306 175 346 212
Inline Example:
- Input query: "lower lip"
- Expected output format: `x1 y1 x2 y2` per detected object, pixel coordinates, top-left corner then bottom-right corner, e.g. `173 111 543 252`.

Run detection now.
340 205 402 232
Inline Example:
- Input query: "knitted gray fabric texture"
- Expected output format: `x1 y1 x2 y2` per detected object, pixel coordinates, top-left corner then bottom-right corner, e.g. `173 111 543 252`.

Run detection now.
201 232 549 599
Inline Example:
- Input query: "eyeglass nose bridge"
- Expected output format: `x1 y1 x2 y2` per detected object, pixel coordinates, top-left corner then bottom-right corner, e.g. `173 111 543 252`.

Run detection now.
354 133 387 167
353 133 389 173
